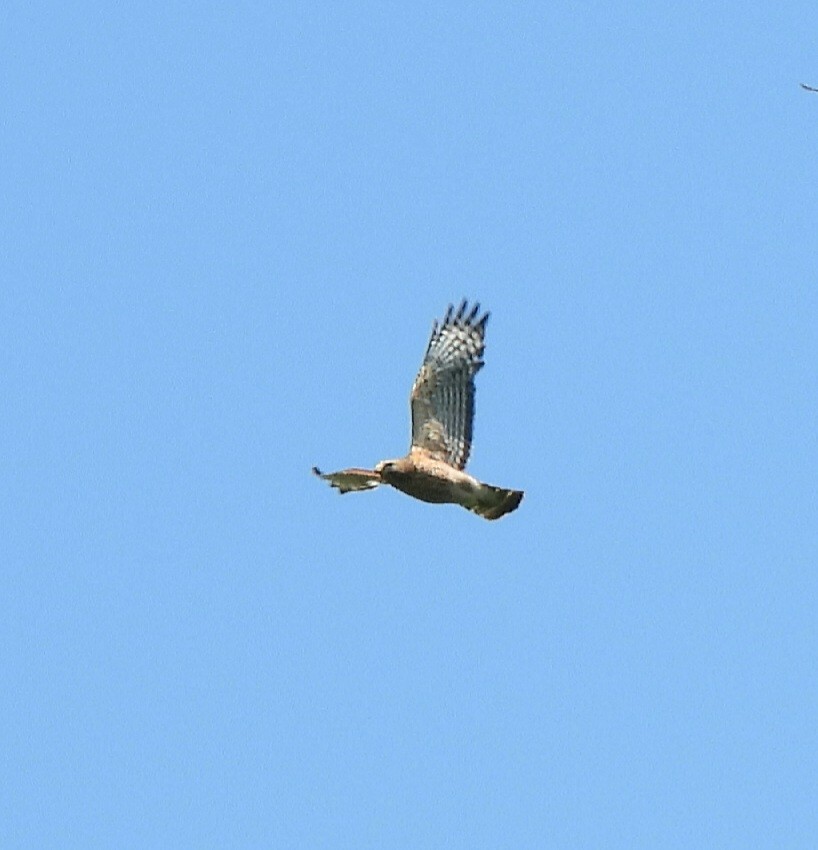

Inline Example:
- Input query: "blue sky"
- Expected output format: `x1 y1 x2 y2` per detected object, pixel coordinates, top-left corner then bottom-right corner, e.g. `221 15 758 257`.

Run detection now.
3 2 817 847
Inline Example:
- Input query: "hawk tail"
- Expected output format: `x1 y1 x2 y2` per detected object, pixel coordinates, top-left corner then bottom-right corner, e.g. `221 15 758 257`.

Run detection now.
470 485 524 520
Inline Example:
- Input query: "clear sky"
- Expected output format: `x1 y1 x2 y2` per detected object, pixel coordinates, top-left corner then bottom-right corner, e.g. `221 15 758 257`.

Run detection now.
3 3 817 848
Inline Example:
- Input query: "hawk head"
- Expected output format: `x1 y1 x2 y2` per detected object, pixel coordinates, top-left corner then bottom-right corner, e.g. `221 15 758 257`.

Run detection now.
374 458 412 482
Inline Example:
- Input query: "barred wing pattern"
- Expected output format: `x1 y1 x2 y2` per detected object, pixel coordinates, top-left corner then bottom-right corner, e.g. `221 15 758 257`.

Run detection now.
410 300 488 470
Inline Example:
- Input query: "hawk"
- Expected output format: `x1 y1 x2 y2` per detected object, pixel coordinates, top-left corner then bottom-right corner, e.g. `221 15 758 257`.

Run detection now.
313 300 523 520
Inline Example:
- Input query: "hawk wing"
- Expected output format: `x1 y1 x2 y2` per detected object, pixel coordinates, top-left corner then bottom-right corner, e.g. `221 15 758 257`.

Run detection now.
312 466 381 493
409 300 488 470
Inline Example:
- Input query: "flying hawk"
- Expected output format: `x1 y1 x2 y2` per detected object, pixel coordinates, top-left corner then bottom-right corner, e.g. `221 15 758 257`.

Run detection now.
313 300 523 520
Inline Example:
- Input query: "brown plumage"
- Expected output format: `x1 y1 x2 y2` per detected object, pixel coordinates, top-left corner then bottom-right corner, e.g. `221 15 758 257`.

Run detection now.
313 300 523 520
